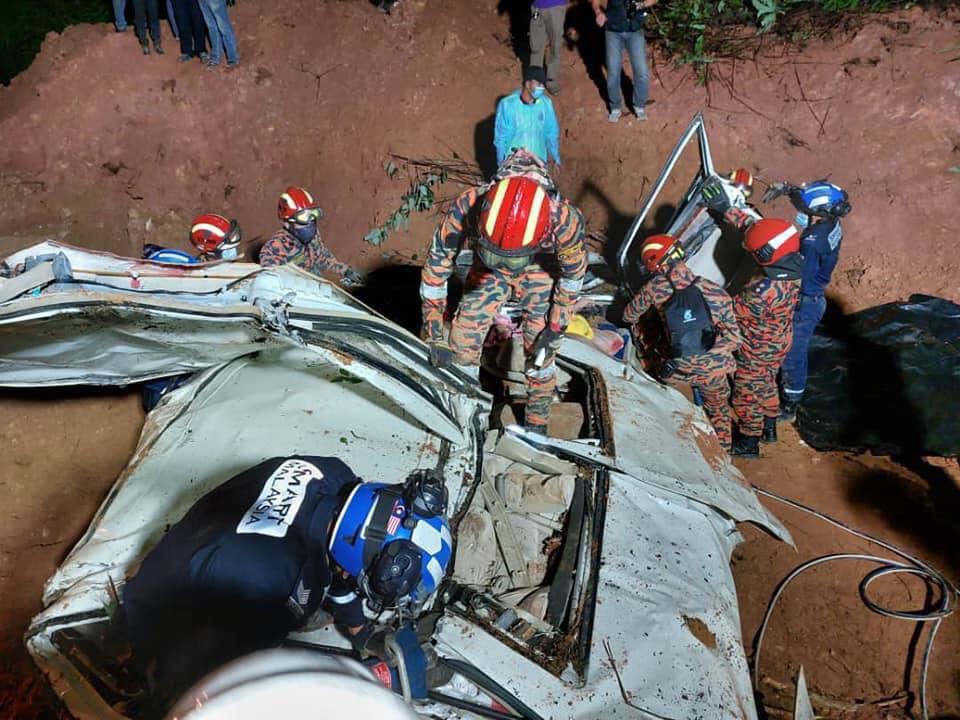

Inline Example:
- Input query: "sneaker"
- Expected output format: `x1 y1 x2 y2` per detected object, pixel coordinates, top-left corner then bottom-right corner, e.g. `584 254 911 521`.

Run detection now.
634 106 647 120
141 43 151 55
199 52 209 62
177 53 192 63
546 80 560 96
153 42 164 55
205 59 221 70
226 60 239 69
608 108 621 123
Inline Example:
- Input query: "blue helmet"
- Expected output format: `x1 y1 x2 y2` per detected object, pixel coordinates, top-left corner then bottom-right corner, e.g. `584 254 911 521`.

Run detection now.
142 245 199 265
791 181 851 218
329 480 452 610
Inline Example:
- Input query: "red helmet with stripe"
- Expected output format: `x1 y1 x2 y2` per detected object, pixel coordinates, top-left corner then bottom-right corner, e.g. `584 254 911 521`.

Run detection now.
278 186 323 224
640 233 683 272
478 176 552 258
190 213 241 255
744 218 800 265
729 168 754 197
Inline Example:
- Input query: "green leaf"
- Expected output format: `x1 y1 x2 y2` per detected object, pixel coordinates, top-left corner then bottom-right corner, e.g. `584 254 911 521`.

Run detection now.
363 227 387 246
339 436 349 445
949 166 960 174
384 161 399 178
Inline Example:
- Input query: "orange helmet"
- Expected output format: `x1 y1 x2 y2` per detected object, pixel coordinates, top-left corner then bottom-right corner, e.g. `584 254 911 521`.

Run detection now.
278 186 323 224
478 176 552 258
190 213 241 257
640 234 683 272
743 218 800 265
729 168 754 197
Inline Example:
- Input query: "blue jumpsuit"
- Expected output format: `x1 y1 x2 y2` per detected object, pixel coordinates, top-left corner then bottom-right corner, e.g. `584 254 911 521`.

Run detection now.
123 456 365 702
781 218 842 401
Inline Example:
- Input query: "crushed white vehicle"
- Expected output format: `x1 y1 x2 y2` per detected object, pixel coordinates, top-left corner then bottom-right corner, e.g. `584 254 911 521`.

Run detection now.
1 116 790 720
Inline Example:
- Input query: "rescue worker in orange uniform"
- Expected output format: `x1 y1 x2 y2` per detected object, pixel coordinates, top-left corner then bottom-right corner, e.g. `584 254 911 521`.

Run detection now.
624 234 742 450
419 150 587 432
260 186 366 288
729 218 803 457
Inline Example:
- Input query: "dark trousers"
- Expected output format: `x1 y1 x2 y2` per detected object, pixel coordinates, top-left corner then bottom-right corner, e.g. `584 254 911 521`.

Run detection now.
171 0 206 56
133 0 161 43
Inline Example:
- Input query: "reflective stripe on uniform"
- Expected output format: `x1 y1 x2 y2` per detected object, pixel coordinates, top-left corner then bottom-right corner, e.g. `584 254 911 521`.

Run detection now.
420 281 448 300
329 591 358 605
558 277 583 293
525 364 556 381
280 193 297 210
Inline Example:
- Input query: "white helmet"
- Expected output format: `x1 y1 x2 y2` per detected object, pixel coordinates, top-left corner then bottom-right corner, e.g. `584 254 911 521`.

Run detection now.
166 650 418 720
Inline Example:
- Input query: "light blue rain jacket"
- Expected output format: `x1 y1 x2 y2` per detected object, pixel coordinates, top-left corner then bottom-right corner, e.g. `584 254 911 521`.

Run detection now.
494 90 561 166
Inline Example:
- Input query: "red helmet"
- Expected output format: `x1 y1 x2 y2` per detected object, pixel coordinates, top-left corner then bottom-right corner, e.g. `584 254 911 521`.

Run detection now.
640 234 683 272
478 176 552 257
278 186 323 224
729 168 754 197
190 213 241 255
744 218 800 265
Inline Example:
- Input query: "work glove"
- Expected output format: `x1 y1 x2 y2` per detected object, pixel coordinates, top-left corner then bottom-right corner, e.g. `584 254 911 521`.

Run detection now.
358 624 431 699
659 359 678 380
530 325 563 368
701 178 731 213
761 181 798 204
342 268 367 288
428 341 455 369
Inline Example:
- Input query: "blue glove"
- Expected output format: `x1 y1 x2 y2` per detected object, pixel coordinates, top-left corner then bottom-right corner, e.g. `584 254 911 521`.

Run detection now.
392 623 429 699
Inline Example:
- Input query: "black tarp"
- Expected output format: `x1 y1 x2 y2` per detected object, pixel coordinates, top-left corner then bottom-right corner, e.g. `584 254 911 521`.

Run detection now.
797 295 960 457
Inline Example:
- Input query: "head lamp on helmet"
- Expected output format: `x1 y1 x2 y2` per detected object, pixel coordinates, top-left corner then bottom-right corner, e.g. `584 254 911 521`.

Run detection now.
329 478 452 611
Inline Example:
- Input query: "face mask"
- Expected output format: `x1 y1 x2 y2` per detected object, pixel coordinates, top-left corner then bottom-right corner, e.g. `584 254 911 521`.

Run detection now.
290 220 317 243
220 246 238 261
532 86 546 99
794 212 809 229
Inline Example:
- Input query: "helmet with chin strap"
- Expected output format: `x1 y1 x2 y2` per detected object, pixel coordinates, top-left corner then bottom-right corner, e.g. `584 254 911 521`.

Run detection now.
190 213 241 259
791 180 851 218
328 470 452 612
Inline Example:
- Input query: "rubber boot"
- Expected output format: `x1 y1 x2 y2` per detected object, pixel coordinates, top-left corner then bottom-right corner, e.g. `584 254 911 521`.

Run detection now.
761 416 778 443
731 433 760 457
779 398 799 422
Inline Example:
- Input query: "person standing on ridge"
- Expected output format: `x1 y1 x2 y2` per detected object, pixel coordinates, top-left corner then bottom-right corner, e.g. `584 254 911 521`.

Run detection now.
494 66 561 171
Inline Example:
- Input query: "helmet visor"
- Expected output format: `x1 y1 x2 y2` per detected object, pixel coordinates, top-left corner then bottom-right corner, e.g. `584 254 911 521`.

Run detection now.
478 246 532 272
291 208 322 225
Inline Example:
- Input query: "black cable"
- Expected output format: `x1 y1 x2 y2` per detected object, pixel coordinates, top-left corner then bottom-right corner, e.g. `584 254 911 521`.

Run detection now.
427 691 521 720
751 485 957 720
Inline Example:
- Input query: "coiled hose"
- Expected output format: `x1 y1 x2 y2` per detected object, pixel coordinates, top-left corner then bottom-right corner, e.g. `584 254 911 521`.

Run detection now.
751 485 958 720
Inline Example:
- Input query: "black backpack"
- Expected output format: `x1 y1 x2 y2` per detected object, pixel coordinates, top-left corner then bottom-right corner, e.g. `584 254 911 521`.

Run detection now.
662 279 716 358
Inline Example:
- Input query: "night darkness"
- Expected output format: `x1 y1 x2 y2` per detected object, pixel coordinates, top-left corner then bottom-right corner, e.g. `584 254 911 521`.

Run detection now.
0 0 174 84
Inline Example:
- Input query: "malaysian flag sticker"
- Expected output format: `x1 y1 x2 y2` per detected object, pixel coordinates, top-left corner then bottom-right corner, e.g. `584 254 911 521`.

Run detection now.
386 499 405 535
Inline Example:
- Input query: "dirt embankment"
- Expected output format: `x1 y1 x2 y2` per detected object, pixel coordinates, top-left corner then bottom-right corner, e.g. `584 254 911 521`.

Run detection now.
0 0 958 717
0 2 958 309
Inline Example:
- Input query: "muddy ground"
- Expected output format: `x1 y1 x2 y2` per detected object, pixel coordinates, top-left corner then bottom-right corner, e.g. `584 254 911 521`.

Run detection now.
1 0 958 717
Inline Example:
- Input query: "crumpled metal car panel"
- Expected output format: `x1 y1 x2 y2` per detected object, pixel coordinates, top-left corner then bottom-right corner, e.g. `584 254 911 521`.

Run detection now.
436 473 756 720
0 242 787 719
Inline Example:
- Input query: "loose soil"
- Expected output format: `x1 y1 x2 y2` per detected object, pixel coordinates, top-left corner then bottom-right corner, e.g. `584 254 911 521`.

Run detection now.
1 0 958 717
